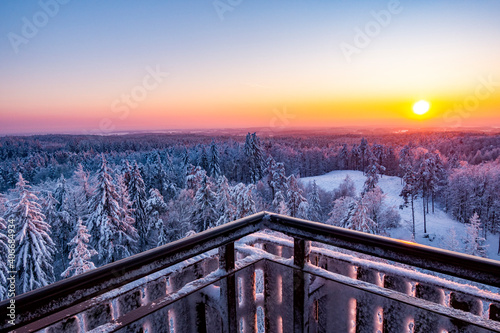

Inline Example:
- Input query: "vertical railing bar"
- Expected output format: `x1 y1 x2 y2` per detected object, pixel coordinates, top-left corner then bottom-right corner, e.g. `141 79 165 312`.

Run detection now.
293 238 311 333
220 242 237 333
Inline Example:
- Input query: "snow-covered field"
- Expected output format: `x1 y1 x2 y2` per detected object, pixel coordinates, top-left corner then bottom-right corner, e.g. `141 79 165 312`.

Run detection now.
301 170 500 261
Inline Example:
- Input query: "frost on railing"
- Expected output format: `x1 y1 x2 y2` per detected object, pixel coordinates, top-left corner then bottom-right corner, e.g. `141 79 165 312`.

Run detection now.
4 212 500 333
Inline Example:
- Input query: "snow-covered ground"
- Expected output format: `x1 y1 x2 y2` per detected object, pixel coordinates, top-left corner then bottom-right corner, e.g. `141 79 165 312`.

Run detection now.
301 170 500 261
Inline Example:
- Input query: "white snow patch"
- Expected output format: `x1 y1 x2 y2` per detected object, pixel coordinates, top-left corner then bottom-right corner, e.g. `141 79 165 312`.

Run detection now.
301 170 500 261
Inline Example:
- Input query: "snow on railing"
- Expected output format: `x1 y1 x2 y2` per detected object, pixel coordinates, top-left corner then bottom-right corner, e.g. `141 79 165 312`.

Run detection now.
1 212 500 333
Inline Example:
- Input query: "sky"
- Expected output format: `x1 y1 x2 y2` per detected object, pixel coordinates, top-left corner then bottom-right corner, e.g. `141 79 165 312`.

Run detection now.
1 0 499 135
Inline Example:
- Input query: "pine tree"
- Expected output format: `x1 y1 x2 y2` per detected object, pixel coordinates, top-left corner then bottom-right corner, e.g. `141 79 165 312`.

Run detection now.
267 158 288 201
128 162 148 250
186 165 206 191
149 152 171 198
338 144 349 170
351 145 361 171
209 141 221 179
215 176 236 226
286 175 307 218
115 174 138 256
192 176 218 232
42 191 72 277
297 201 309 220
244 133 264 183
307 181 322 222
327 196 357 227
234 183 256 219
61 219 97 278
146 188 168 246
359 137 369 173
348 196 378 234
87 156 138 265
54 175 68 211
464 213 488 257
73 163 93 220
363 152 386 194
272 190 288 215
5 174 55 293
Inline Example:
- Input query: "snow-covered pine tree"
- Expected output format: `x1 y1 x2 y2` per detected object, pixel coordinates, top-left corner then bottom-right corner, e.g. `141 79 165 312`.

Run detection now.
149 152 171 198
73 163 93 220
115 174 139 255
351 144 361 171
244 133 264 183
192 176 218 232
307 181 322 222
267 158 288 201
348 196 378 234
5 174 55 293
200 146 209 172
464 213 488 257
166 189 195 237
286 175 307 218
363 152 386 194
209 141 221 179
338 144 349 170
297 201 309 220
234 183 256 219
87 156 138 265
61 218 97 278
128 162 149 251
359 137 369 173
215 176 235 226
186 165 206 191
146 188 168 246
54 174 69 207
251 133 264 182
155 219 169 247
272 190 288 215
42 191 72 277
326 196 357 227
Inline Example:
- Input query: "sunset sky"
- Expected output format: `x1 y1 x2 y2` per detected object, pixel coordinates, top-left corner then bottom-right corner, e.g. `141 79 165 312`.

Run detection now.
1 0 500 135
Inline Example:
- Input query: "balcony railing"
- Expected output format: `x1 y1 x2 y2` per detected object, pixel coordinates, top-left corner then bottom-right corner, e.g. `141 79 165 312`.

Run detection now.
1 212 500 333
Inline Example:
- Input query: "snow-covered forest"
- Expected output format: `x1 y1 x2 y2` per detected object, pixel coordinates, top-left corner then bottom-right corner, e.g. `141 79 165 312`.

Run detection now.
1 130 500 299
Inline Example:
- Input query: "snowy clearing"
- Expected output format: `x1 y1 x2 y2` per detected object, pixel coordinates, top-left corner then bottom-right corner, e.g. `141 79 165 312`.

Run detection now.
301 170 500 261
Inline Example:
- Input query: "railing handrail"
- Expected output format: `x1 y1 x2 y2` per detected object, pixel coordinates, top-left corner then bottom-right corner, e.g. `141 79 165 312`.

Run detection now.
265 212 500 288
0 212 265 331
2 211 500 331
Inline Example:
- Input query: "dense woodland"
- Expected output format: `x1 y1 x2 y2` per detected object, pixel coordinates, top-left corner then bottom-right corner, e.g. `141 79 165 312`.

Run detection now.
1 130 500 298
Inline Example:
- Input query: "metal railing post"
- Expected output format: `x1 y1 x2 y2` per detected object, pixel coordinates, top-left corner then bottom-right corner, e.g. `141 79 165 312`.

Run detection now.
293 238 311 333
219 242 237 333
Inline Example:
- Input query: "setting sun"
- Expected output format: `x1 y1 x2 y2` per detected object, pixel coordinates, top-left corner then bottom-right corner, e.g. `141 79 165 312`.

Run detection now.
413 100 430 116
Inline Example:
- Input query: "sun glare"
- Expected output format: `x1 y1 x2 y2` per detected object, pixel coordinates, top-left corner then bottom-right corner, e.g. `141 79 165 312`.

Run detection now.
413 100 430 115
